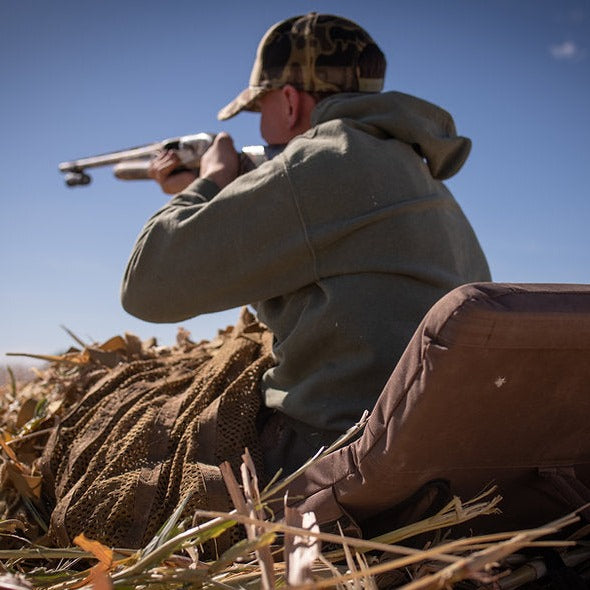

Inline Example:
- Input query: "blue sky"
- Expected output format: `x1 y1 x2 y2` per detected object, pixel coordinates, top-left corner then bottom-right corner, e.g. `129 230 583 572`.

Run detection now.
1 0 589 362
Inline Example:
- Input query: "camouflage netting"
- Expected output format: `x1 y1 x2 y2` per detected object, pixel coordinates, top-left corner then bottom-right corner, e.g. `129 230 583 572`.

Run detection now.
1 307 274 554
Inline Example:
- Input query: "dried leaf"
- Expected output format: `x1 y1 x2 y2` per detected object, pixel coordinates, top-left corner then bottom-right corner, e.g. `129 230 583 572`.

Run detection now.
1 431 14 443
86 348 122 368
98 336 127 353
16 399 37 429
74 533 114 566
69 538 115 590
71 563 112 590
0 434 22 465
124 332 143 356
4 463 40 500
87 568 113 590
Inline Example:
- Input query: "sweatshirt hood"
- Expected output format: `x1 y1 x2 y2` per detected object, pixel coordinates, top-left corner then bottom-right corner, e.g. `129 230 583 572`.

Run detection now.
311 91 471 180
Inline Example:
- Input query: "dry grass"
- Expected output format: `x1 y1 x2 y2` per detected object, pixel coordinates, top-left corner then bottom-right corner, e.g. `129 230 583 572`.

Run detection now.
1 331 589 589
0 463 584 589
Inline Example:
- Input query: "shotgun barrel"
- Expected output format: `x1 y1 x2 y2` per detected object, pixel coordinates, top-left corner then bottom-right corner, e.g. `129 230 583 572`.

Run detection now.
58 133 275 187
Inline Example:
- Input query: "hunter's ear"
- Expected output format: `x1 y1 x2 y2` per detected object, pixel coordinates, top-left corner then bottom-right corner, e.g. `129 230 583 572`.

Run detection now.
281 85 302 130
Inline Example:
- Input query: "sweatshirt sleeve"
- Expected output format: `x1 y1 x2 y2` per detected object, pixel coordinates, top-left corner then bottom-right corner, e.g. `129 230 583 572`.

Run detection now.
120 154 317 323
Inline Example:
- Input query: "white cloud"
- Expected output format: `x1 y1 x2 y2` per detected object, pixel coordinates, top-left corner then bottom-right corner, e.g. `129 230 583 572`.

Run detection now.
549 40 585 60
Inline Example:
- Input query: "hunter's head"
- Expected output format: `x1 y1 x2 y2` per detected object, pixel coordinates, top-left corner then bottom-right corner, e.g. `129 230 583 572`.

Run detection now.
218 13 386 144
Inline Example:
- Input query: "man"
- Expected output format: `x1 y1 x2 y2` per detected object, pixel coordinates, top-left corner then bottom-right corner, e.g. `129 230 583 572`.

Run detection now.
122 13 491 476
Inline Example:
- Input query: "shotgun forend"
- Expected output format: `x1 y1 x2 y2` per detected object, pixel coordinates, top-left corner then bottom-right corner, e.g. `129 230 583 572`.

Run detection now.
58 133 275 187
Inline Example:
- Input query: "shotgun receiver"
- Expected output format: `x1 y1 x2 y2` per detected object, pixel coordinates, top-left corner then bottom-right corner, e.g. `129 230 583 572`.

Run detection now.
58 132 275 187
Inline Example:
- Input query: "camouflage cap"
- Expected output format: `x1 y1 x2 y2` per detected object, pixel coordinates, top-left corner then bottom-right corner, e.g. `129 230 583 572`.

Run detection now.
218 13 386 120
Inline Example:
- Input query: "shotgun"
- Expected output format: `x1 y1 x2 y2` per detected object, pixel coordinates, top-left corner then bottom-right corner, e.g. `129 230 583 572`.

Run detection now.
58 132 277 187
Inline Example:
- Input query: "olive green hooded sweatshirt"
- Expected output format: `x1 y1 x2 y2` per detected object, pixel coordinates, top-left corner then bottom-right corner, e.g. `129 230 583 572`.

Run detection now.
122 91 490 445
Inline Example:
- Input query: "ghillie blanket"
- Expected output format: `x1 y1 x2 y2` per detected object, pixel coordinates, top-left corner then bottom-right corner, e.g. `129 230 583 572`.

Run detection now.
38 308 273 552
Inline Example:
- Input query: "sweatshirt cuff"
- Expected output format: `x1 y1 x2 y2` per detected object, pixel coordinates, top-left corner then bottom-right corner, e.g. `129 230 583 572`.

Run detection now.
178 177 221 203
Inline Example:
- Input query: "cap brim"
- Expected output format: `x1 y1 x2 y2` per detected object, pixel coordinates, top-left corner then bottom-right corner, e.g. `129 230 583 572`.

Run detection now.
217 87 267 121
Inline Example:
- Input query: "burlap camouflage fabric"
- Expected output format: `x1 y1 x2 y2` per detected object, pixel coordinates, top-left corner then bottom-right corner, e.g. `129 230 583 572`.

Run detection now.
40 308 273 554
218 13 386 120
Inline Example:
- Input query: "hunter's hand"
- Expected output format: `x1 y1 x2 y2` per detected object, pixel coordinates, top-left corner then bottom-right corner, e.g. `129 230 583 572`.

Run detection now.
199 132 239 189
148 150 196 195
